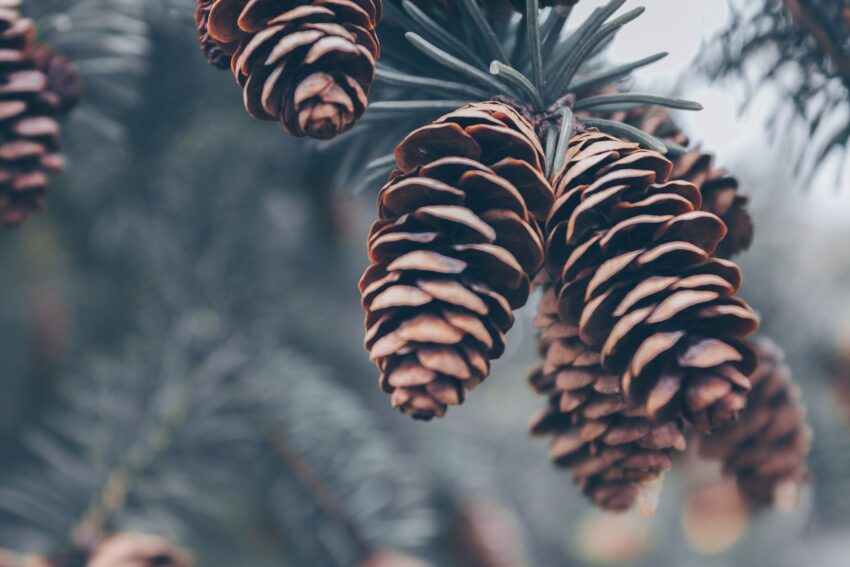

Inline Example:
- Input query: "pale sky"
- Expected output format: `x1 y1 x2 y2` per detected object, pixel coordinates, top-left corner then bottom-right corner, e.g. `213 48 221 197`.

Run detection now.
570 0 850 226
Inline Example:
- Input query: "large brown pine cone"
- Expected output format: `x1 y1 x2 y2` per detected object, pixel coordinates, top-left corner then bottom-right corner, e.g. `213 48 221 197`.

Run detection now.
546 130 760 431
529 285 687 511
195 0 231 69
0 7 67 227
698 337 811 509
361 101 553 420
206 0 381 139
85 533 194 567
617 107 753 259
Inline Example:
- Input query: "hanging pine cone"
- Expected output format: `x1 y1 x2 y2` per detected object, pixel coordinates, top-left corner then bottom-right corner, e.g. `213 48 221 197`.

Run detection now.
361 101 553 420
698 337 811 510
529 285 687 511
546 130 760 431
0 7 67 227
616 107 753 259
195 0 231 69
205 0 381 139
84 533 194 567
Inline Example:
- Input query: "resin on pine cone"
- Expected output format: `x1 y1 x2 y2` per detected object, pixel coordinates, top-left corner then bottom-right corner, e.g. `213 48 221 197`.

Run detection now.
613 106 753 259
529 285 687 511
546 129 759 431
206 0 381 139
699 337 811 510
361 101 553 420
0 7 68 227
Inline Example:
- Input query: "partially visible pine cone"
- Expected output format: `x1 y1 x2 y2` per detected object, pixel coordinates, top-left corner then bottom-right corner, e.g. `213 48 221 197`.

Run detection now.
27 43 81 114
529 285 687 512
0 8 67 227
361 101 553 420
699 337 811 510
359 551 431 567
617 107 753 258
85 533 194 567
546 130 759 431
195 0 231 69
206 0 381 139
453 501 528 567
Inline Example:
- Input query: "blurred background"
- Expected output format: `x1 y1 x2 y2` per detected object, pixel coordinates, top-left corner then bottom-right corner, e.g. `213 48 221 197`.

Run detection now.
0 0 848 565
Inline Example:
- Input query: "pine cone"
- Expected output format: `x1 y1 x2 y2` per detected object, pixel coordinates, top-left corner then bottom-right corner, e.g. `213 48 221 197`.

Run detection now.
361 101 553 420
0 8 67 227
698 337 811 510
195 0 232 69
617 107 753 258
546 130 760 431
27 43 81 114
85 533 194 567
529 285 687 512
206 0 381 139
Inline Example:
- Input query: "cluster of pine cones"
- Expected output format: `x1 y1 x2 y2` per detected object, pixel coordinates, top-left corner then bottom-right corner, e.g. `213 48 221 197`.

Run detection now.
355 96 810 513
194 0 812 514
0 0 79 228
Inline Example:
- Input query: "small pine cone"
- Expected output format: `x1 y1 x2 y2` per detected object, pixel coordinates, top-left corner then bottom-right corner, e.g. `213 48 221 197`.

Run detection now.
85 533 194 567
207 0 381 139
529 285 687 512
0 8 66 227
27 43 81 114
195 0 232 69
361 101 553 420
699 338 812 510
618 107 753 258
547 130 760 431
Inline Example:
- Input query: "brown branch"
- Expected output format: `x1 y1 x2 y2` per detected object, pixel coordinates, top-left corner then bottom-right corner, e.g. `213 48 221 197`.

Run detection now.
783 0 850 80
257 418 374 561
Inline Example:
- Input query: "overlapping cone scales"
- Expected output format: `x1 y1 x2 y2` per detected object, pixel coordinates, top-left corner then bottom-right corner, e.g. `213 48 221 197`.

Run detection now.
529 285 686 511
0 7 68 227
361 102 553 420
546 130 759 430
195 0 232 69
617 107 753 258
699 337 811 509
206 0 380 139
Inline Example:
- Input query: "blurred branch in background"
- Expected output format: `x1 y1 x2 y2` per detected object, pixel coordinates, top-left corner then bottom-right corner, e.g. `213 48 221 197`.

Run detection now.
699 0 850 186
